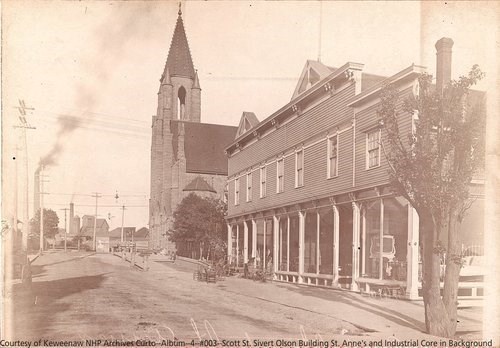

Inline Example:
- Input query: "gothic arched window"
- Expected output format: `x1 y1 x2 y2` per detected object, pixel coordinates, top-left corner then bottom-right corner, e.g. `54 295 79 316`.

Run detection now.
177 86 186 119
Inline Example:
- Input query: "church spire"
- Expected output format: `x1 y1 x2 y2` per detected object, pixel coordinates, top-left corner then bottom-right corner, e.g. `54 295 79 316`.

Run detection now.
162 4 196 80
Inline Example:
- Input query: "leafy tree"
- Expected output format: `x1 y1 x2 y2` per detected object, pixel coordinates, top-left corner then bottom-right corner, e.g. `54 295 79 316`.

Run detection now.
171 193 227 261
377 65 485 337
30 208 60 239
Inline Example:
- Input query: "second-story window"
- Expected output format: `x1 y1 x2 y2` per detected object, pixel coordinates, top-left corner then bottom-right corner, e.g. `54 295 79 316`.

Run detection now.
223 183 228 204
234 178 240 205
246 172 252 202
295 149 304 187
366 129 381 169
260 166 267 198
277 158 284 193
327 135 338 178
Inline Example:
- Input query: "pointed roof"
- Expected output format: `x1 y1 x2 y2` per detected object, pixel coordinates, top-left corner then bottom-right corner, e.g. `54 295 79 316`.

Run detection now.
235 112 259 139
183 176 216 193
193 70 201 89
162 9 195 81
291 60 336 100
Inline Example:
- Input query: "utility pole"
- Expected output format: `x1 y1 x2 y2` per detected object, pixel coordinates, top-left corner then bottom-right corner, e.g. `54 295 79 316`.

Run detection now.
13 99 35 252
120 205 126 243
91 192 101 251
38 165 49 252
60 208 69 252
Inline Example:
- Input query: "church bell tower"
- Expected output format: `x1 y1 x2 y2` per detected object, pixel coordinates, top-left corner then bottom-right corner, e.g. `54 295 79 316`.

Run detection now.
150 4 201 249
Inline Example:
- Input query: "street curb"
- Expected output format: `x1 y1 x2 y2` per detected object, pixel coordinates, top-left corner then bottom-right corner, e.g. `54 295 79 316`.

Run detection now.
29 251 42 264
176 256 202 265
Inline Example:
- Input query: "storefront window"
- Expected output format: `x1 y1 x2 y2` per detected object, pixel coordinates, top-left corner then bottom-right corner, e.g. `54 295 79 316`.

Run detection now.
304 212 317 273
246 221 253 260
289 214 300 272
362 197 408 280
237 223 245 266
383 197 408 280
265 219 274 271
279 217 288 271
319 208 334 274
231 225 237 264
256 219 265 268
364 200 381 278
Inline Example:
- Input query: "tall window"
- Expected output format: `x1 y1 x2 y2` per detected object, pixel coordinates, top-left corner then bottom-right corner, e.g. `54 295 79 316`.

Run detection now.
367 130 381 169
223 184 228 204
295 149 304 187
277 158 284 193
327 135 338 178
260 166 267 198
234 178 240 205
177 86 186 120
246 172 252 202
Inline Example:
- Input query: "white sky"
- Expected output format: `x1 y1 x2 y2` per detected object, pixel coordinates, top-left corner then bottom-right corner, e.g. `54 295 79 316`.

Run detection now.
2 1 498 230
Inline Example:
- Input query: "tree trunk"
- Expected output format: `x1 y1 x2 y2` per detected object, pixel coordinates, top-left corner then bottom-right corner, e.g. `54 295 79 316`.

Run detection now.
420 210 452 337
443 208 462 336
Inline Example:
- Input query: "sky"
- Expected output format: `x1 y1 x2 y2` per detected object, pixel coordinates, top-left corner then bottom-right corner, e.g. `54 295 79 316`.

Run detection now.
2 1 498 231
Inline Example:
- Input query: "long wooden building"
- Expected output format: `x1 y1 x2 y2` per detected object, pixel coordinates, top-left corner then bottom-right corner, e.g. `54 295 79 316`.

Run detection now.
224 38 485 300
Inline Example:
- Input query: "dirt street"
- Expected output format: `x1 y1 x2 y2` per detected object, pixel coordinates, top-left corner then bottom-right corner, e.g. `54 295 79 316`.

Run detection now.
7 252 363 341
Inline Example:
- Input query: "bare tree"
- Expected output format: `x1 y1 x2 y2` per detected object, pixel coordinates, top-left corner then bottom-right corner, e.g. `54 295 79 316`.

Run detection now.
377 65 485 337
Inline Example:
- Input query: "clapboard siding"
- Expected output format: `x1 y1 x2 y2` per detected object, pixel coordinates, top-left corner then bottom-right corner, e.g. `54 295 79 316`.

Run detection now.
227 82 418 218
354 87 413 189
229 129 355 217
228 84 356 176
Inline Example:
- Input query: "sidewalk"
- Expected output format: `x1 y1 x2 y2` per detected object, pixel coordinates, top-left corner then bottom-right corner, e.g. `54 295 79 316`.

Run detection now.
148 255 483 340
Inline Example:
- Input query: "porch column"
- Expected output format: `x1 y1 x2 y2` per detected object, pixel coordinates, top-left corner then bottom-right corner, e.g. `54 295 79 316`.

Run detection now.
236 224 240 267
227 223 232 264
263 220 267 269
243 221 249 264
379 198 384 280
298 210 305 283
287 215 290 272
273 215 279 273
316 211 320 274
361 207 366 277
352 202 360 291
332 205 340 285
406 205 420 299
252 219 257 267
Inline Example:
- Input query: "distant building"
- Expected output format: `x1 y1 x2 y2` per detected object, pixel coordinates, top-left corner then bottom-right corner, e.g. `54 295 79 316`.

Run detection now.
149 8 237 251
108 227 136 246
225 38 485 300
80 215 109 238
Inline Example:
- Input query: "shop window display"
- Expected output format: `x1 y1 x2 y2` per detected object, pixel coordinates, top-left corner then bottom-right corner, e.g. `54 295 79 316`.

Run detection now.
279 217 288 271
319 208 334 274
362 197 408 280
289 215 300 272
304 212 317 273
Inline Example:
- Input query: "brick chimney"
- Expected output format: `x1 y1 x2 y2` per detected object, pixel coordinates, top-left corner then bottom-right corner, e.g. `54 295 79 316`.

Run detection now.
435 37 454 93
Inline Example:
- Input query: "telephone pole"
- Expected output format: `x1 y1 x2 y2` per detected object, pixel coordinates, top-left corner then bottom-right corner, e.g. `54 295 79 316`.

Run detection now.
13 99 35 251
120 205 126 243
38 165 49 252
60 208 69 252
91 192 101 251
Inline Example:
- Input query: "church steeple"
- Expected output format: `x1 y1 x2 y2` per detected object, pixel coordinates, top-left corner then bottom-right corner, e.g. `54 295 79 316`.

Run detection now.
162 5 196 81
157 4 201 123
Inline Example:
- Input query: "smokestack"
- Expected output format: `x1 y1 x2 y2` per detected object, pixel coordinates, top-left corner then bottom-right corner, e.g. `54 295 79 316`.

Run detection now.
34 168 40 214
70 203 75 234
435 37 454 94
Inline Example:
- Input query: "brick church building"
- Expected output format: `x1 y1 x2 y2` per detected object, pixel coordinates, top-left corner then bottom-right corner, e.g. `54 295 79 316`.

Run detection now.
149 8 237 250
